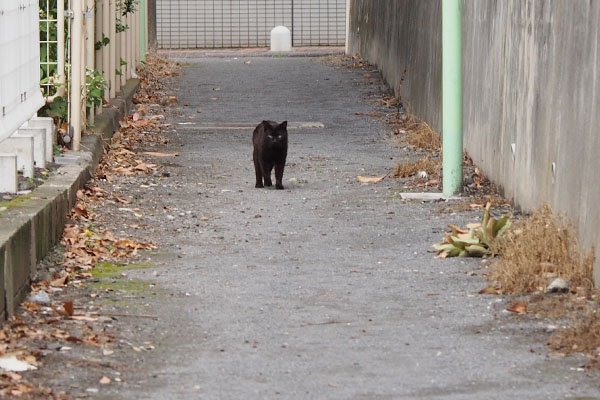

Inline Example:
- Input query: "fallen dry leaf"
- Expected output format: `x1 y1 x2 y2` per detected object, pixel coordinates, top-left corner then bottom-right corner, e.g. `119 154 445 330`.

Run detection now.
50 276 68 287
478 286 501 295
63 301 74 317
506 302 528 314
143 152 179 157
357 175 386 183
99 376 111 385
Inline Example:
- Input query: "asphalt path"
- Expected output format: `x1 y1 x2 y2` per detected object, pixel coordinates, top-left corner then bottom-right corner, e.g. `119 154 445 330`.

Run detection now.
110 55 600 399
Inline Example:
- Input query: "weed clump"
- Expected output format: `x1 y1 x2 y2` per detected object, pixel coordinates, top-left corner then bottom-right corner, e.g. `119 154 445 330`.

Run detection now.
489 205 595 295
394 114 441 153
393 156 440 179
548 309 600 358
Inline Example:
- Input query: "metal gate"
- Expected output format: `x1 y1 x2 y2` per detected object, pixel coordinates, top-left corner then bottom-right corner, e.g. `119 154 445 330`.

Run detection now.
157 0 346 49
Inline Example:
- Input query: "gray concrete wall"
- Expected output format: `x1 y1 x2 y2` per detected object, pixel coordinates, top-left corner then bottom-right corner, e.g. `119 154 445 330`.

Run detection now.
348 0 600 283
347 0 441 131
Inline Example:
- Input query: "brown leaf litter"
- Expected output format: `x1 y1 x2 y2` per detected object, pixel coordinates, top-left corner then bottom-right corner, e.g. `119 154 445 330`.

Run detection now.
0 54 174 398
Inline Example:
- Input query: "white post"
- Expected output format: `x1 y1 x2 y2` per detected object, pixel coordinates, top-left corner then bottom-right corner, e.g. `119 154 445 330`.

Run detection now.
109 0 117 97
120 16 126 86
102 0 110 101
85 0 95 124
71 0 83 151
95 0 103 114
135 6 140 67
126 11 132 79
345 0 351 55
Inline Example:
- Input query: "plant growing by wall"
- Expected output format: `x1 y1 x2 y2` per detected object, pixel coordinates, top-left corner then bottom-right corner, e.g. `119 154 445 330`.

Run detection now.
86 68 108 109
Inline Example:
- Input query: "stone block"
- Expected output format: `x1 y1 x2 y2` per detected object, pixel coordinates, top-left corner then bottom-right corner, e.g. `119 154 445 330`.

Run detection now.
24 117 55 163
0 154 18 193
16 127 47 168
2 136 34 178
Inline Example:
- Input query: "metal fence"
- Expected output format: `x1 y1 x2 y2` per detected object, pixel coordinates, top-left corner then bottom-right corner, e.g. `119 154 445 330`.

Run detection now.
157 0 346 49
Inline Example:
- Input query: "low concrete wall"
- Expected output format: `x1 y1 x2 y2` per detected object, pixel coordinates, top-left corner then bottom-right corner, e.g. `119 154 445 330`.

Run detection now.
348 0 600 282
0 79 139 320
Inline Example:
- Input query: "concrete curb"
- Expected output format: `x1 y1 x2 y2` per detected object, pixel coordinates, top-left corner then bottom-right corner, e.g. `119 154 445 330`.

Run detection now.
0 78 140 321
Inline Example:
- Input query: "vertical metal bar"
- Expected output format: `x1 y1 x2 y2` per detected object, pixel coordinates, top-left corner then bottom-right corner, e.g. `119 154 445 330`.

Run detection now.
109 0 117 97
120 9 126 86
85 0 95 123
345 0 350 52
71 0 83 151
94 0 103 114
102 0 110 101
442 0 464 196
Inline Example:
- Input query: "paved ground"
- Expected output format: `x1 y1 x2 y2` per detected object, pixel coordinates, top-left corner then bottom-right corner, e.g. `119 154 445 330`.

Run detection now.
92 55 600 399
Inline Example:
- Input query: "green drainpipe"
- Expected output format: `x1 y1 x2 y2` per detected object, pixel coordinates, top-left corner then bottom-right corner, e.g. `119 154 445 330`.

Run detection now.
140 0 147 62
442 0 463 196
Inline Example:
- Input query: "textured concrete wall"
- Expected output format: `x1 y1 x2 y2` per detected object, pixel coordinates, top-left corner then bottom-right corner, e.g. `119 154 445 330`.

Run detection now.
347 0 442 131
348 0 600 282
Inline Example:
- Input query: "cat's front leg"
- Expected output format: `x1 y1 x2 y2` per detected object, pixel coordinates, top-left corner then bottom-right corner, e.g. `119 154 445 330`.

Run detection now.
253 152 264 188
262 162 273 187
274 163 285 190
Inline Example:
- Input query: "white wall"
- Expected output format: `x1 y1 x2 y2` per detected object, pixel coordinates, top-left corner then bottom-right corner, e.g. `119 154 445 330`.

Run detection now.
0 0 45 142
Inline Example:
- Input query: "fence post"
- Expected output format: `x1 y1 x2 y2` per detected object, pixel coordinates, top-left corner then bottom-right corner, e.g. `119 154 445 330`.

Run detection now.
102 0 110 101
120 15 126 86
442 0 463 196
139 0 147 62
95 0 103 114
71 0 83 151
85 0 95 124
110 0 117 97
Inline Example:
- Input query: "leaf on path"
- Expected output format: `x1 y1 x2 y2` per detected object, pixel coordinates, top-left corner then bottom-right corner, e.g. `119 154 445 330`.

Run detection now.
50 276 68 287
478 286 501 295
143 151 179 157
357 175 386 183
506 302 528 314
100 376 111 385
63 301 74 317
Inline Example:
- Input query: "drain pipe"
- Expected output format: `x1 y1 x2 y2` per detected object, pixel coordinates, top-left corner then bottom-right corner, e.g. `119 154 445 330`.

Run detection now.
442 0 463 196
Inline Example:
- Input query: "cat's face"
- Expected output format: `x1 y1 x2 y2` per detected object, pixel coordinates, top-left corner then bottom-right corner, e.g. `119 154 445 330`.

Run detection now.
266 121 287 144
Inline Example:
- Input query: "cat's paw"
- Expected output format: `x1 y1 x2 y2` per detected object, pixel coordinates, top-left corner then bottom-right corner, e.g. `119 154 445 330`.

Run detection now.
255 183 264 188
264 180 273 187
276 184 284 190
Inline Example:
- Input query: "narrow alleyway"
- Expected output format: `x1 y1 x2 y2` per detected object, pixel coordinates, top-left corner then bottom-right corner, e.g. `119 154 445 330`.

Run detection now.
101 55 599 399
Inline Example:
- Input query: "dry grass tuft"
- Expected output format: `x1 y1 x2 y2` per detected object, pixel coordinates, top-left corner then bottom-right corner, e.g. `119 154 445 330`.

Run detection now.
393 156 440 179
489 205 595 295
394 114 442 153
548 308 600 357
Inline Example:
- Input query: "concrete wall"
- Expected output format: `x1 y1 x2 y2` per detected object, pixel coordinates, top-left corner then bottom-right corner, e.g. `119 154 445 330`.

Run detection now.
347 0 441 130
348 0 600 283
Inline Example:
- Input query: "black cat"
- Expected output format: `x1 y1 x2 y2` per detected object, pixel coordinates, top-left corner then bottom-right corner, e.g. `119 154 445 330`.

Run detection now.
253 120 288 190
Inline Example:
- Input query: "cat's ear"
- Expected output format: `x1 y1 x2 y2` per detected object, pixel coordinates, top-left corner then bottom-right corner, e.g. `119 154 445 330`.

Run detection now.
262 120 273 131
279 121 288 129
